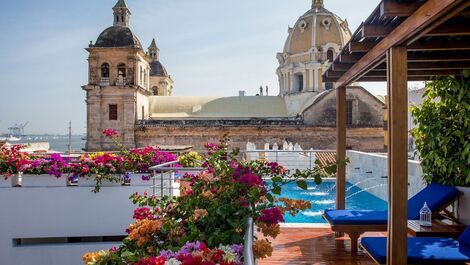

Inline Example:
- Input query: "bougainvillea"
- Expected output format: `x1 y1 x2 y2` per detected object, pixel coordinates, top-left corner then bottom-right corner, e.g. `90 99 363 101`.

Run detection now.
82 134 339 264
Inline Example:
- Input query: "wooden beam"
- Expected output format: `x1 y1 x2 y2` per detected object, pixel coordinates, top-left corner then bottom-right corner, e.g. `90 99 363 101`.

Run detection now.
408 38 470 51
332 63 354 71
336 0 464 88
361 19 470 39
408 50 470 62
338 53 366 63
336 86 346 214
386 46 408 265
380 0 423 17
361 24 395 38
349 42 376 53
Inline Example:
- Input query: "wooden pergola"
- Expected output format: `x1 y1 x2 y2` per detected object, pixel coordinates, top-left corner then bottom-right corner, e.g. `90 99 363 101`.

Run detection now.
325 0 470 264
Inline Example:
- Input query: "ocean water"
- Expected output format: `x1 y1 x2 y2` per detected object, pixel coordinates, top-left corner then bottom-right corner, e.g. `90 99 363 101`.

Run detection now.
268 180 387 223
16 135 86 153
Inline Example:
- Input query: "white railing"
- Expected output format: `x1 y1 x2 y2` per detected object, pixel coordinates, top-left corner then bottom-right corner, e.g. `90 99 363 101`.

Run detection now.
100 77 110 86
116 77 127 86
241 150 335 170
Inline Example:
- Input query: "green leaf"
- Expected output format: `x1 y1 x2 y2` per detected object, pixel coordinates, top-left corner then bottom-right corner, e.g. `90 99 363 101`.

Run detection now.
272 186 281 195
297 180 308 190
271 176 282 183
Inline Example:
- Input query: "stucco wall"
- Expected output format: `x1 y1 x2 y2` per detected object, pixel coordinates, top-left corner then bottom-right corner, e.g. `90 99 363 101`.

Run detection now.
303 87 384 127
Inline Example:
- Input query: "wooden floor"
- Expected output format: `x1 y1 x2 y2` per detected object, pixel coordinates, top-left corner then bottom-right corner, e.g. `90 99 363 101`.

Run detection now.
258 227 383 265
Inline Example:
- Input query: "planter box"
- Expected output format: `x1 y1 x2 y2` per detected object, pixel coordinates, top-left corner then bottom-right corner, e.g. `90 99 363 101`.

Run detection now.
78 176 123 187
457 186 470 225
21 174 68 187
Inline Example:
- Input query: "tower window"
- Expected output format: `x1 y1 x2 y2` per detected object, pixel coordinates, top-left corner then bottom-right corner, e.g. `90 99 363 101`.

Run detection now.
325 82 333 90
152 86 159 96
109 104 118 121
346 100 353 126
117 63 126 77
327 49 334 62
101 63 110 78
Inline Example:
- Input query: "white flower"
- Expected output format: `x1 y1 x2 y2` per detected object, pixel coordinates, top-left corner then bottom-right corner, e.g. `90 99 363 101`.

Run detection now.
165 258 182 265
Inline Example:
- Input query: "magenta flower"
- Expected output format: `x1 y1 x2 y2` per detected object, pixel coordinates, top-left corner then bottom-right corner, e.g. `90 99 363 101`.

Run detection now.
238 173 263 188
258 207 284 225
102 128 118 137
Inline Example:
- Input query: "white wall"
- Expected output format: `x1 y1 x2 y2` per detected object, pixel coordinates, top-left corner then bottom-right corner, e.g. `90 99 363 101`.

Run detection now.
346 150 469 225
0 174 175 265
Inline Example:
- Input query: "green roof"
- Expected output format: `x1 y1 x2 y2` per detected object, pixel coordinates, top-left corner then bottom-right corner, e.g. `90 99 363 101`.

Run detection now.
113 0 128 9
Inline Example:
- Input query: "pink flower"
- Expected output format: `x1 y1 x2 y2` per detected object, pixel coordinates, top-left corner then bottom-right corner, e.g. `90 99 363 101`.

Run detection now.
238 173 263 188
103 128 118 137
133 207 155 220
258 207 284 225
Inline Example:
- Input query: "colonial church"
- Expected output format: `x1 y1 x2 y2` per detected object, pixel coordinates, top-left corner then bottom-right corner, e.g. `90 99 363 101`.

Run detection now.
83 0 385 152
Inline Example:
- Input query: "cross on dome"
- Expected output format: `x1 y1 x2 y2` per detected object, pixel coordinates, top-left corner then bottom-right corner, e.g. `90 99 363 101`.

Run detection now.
312 0 324 9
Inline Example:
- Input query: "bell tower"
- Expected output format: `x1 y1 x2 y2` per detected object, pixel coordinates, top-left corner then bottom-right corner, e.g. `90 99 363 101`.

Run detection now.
113 0 131 27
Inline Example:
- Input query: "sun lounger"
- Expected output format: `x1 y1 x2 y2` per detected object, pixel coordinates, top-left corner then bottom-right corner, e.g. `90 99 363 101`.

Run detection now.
322 183 461 252
360 225 470 264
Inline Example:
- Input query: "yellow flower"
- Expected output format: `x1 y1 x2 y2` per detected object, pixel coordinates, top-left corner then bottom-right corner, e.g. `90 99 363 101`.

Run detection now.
192 209 208 221
279 198 312 216
127 219 163 247
83 250 107 265
257 222 281 238
253 239 273 259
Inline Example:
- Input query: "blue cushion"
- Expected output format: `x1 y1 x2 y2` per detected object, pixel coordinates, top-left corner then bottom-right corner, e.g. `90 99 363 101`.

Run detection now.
323 183 459 225
324 209 388 225
459 226 470 248
407 183 460 220
361 237 470 264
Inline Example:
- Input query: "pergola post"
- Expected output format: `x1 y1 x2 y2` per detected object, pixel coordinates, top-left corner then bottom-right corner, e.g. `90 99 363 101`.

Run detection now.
386 46 408 265
336 86 346 211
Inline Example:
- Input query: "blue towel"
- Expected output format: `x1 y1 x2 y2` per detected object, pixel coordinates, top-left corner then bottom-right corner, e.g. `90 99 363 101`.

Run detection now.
324 183 459 225
361 236 470 264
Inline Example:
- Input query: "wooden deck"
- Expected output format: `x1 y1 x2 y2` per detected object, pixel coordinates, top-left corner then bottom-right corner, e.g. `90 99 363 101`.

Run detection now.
258 227 383 265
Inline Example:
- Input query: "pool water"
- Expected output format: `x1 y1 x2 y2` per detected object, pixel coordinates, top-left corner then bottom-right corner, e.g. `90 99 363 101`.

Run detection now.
270 180 387 223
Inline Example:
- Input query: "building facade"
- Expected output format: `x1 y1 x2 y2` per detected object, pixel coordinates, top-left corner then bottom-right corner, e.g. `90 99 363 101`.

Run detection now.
84 0 385 152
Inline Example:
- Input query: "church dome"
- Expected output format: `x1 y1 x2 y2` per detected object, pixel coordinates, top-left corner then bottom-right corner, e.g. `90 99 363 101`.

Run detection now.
282 0 351 54
94 26 143 49
150 60 169 77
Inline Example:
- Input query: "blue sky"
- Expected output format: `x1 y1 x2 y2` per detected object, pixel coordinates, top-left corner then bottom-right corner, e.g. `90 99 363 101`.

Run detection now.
0 0 387 134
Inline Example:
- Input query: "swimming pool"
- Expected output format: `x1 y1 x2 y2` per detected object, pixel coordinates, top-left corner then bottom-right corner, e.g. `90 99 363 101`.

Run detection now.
271 180 387 223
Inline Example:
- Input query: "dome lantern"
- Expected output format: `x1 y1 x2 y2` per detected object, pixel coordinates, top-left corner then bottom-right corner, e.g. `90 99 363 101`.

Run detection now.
312 0 324 9
113 0 131 27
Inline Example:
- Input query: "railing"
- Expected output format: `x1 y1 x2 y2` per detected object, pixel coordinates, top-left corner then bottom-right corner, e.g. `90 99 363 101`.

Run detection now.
100 77 110 86
115 77 127 86
148 160 205 197
241 149 335 170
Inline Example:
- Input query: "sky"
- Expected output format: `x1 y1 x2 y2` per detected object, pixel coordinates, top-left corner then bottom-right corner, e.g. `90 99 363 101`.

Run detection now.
0 0 388 135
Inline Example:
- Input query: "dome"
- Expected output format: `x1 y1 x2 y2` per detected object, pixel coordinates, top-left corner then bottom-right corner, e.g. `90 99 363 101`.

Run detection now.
150 60 168 77
282 3 351 54
94 26 142 49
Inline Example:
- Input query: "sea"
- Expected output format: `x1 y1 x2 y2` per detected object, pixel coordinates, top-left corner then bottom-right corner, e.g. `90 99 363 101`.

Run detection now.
15 135 86 153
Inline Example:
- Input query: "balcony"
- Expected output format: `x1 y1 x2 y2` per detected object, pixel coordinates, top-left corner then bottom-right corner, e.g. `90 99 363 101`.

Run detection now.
99 77 110 86
115 76 127 86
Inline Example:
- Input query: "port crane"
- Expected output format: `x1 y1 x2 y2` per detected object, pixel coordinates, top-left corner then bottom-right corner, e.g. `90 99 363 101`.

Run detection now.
7 122 28 137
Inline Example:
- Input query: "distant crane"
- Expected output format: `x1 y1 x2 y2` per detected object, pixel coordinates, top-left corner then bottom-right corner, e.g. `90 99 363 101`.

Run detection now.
8 122 28 137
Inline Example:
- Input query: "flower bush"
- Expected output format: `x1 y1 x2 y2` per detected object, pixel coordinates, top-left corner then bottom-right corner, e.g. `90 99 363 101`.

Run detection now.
83 134 337 264
0 129 178 192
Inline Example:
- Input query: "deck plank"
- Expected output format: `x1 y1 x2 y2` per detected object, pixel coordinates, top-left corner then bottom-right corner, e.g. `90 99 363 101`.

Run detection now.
258 227 383 265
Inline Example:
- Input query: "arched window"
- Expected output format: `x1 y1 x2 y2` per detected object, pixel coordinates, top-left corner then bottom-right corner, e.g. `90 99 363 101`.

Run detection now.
152 87 159 96
117 63 126 77
327 49 334 62
101 63 109 78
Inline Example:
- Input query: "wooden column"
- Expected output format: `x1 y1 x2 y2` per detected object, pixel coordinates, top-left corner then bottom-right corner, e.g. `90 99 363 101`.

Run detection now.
336 86 346 211
386 46 408 265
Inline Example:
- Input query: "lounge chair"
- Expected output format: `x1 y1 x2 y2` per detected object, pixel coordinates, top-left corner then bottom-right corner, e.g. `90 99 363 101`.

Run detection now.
322 183 461 252
360 225 470 264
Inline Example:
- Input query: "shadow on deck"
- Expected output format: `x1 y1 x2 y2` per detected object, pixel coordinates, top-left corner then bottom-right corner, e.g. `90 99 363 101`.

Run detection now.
258 227 382 265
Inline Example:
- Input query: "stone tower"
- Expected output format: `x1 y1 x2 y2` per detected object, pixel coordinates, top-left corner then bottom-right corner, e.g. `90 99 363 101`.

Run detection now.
82 0 151 151
148 38 174 96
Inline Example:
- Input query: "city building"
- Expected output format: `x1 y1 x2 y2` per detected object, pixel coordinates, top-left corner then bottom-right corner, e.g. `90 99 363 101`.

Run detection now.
83 0 385 152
